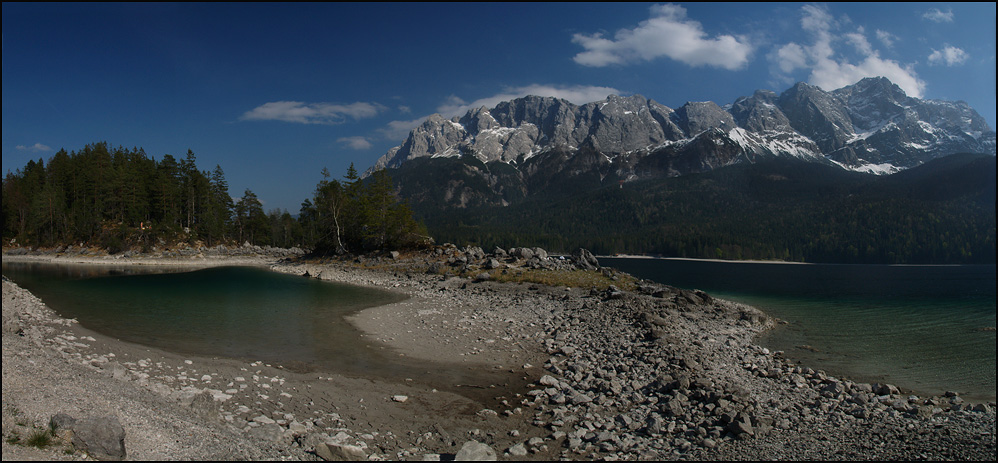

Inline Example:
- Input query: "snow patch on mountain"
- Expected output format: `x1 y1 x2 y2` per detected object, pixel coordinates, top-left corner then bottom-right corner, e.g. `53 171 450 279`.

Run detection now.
368 77 994 179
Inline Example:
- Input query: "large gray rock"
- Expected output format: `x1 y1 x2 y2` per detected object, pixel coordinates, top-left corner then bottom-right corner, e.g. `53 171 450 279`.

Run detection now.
572 248 600 270
316 441 367 461
455 440 496 461
189 390 219 420
510 247 534 260
50 414 127 461
507 442 528 457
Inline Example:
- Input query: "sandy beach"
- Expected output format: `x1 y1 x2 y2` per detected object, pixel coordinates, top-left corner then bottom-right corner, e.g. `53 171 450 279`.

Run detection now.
3 248 995 460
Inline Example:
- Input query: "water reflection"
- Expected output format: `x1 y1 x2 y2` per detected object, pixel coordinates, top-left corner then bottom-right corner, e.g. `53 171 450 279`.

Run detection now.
2 261 524 403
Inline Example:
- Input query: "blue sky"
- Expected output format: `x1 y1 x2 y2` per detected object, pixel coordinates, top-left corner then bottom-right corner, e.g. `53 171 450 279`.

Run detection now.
3 3 995 213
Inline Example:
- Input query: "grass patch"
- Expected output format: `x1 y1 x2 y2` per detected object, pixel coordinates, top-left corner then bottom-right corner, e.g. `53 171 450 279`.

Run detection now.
25 428 53 449
488 268 637 291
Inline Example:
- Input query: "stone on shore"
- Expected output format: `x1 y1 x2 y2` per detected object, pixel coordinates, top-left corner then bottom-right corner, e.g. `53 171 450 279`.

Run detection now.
316 441 368 461
455 440 496 461
50 413 127 461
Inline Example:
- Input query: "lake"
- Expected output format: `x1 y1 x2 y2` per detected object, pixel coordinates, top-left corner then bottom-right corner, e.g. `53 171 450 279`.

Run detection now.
601 257 997 402
1 262 515 394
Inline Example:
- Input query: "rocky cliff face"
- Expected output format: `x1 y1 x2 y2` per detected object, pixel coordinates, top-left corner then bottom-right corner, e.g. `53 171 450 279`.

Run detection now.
370 77 995 207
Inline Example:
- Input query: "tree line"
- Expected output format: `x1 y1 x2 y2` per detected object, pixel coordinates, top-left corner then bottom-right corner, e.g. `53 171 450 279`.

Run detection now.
1 142 425 254
412 155 996 265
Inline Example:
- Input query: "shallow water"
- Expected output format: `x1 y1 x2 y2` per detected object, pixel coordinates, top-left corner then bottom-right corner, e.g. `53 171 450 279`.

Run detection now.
2 262 519 397
601 257 997 402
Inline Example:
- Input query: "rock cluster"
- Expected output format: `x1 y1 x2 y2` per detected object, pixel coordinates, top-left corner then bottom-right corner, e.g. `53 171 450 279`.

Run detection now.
418 244 599 273
510 279 996 459
4 250 995 461
285 249 996 460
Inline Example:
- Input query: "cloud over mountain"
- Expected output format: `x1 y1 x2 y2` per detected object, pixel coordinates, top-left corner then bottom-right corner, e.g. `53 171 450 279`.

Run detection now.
379 84 624 141
337 136 373 150
571 3 752 70
928 46 969 66
240 101 385 125
770 4 925 98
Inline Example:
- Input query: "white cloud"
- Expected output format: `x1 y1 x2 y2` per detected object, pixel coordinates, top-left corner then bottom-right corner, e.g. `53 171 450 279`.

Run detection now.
810 56 926 98
380 116 431 141
380 84 624 141
845 28 874 56
15 143 52 152
775 43 808 74
875 30 897 49
337 136 373 150
397 105 411 114
437 84 625 118
240 101 385 125
922 8 954 23
928 46 969 66
769 4 926 97
571 3 752 70
800 3 835 35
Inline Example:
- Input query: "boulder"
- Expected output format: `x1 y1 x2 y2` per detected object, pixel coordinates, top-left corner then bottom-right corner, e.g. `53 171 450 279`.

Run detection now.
511 247 534 260
465 246 486 261
875 383 900 396
248 423 285 445
316 442 367 461
57 415 127 461
539 375 560 387
572 248 600 270
189 390 219 419
507 442 528 457
455 440 496 461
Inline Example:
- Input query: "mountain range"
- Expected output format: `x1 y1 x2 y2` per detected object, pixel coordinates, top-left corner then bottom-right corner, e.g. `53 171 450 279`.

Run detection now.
362 77 994 264
370 77 994 210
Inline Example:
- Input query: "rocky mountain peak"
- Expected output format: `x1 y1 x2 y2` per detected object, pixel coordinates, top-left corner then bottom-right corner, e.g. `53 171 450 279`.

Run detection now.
370 77 994 180
729 90 793 133
673 101 738 136
778 82 854 154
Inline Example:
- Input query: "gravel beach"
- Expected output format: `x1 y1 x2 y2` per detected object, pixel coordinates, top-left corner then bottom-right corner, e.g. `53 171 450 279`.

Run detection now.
2 247 995 460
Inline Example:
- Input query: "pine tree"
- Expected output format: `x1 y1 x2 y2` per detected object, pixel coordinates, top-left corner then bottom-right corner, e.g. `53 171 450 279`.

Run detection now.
180 149 200 231
363 169 396 250
314 170 349 254
155 154 182 231
205 165 233 245
234 189 267 245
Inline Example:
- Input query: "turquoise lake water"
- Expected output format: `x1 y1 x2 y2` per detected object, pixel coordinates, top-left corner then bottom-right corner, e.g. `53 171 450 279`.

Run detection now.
1 262 515 394
601 257 996 402
4 259 994 401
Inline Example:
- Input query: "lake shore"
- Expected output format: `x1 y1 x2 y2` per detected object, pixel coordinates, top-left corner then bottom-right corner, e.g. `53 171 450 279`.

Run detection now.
601 254 815 265
3 248 995 460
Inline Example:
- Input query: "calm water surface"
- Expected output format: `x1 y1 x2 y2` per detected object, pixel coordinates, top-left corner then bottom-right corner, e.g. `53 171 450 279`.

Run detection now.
1 262 515 395
602 257 996 402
